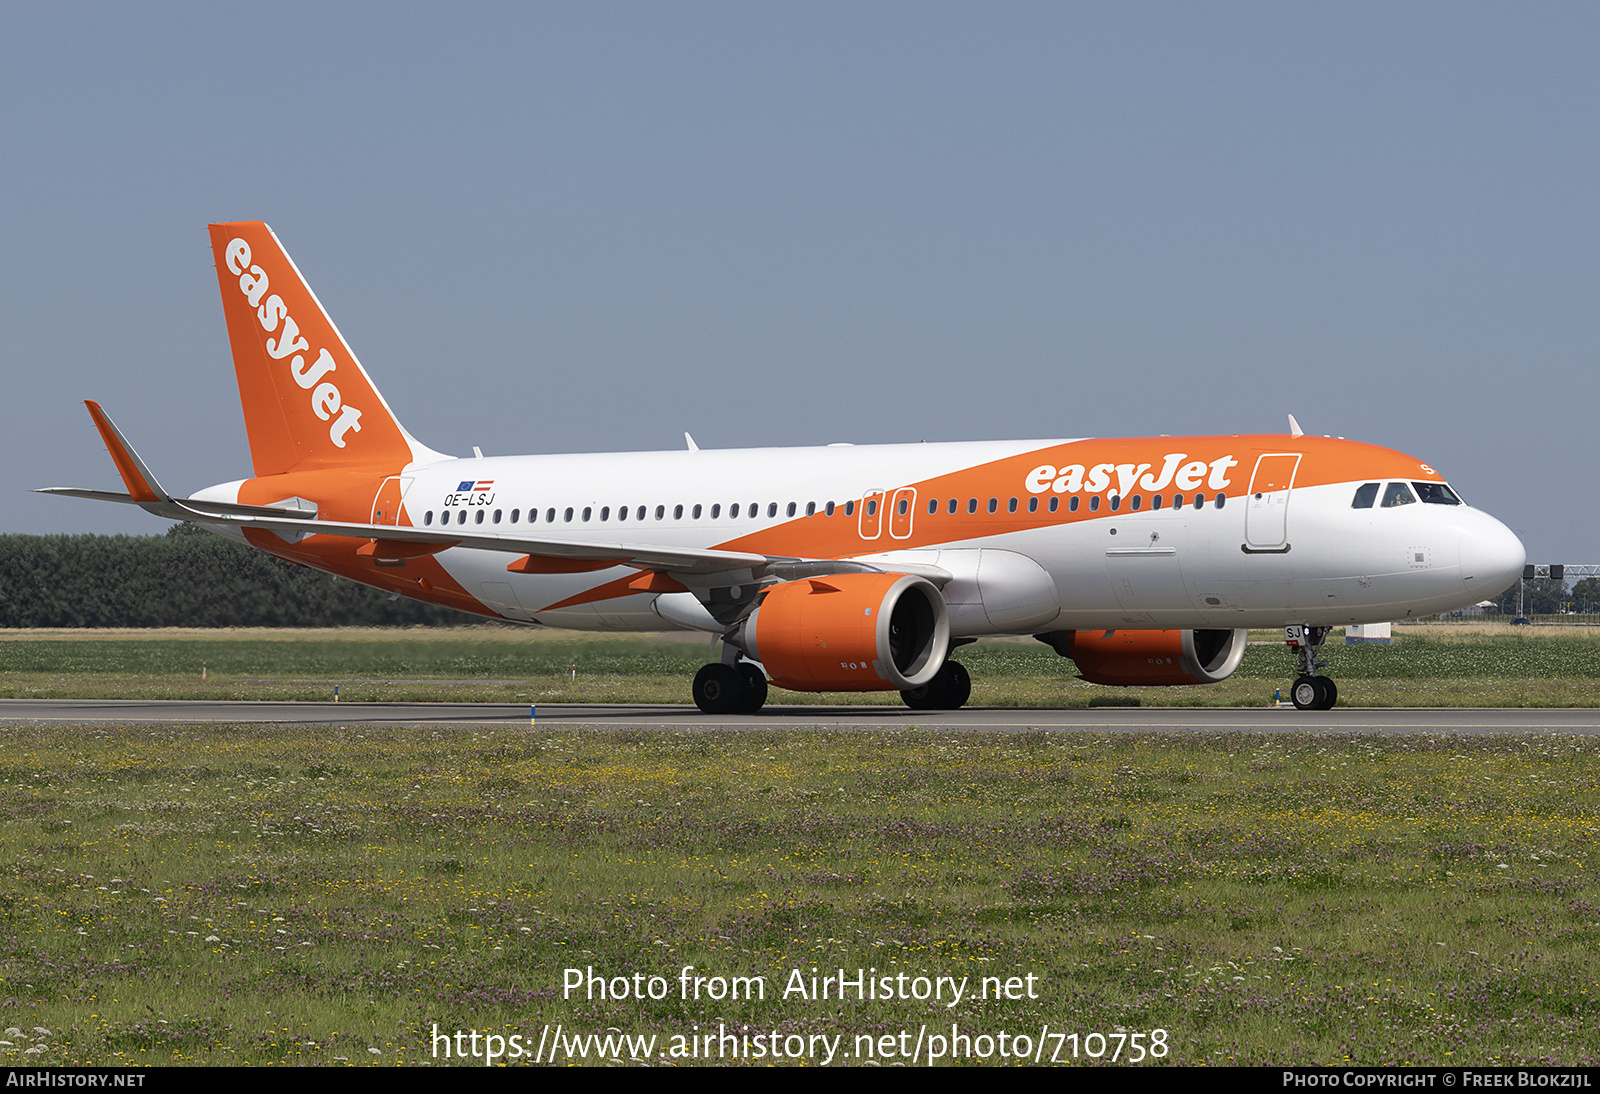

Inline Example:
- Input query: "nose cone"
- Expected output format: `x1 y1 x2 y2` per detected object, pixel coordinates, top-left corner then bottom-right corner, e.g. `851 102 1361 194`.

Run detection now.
1460 512 1525 600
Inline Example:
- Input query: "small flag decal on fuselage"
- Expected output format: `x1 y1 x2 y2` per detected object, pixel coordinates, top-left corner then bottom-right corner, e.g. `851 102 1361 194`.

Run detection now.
457 480 495 491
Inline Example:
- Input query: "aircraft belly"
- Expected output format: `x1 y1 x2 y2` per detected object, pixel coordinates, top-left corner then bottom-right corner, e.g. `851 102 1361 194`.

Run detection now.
1105 549 1190 625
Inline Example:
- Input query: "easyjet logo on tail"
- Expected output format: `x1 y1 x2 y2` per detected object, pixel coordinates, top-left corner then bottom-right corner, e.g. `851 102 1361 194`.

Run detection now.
223 238 364 449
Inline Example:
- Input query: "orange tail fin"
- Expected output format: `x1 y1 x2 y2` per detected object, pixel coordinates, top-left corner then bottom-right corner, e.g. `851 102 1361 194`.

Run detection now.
207 222 438 476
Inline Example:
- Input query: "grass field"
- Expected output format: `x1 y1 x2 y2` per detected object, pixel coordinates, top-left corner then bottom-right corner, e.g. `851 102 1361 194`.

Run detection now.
5 721 1600 1066
0 622 1597 707
3 623 1598 1066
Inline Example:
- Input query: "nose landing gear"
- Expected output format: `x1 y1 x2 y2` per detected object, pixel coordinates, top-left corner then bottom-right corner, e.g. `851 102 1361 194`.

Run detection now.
1285 625 1338 711
1290 673 1337 711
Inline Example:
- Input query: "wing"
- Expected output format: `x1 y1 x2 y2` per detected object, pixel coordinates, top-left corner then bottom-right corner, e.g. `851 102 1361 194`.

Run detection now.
42 402 952 584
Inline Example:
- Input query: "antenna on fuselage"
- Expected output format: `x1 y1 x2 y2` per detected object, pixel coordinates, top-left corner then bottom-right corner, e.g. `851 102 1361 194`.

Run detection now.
1287 414 1304 437
685 432 699 452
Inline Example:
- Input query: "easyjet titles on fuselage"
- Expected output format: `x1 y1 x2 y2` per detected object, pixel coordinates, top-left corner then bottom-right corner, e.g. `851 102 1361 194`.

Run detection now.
1024 454 1238 497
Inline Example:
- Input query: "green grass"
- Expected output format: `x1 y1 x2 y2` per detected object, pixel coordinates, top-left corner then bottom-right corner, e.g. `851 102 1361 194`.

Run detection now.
5 723 1600 1066
0 623 1597 706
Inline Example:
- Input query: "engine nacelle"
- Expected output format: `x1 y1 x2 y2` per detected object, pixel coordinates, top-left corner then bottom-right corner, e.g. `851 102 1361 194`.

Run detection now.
1038 628 1249 686
738 573 950 692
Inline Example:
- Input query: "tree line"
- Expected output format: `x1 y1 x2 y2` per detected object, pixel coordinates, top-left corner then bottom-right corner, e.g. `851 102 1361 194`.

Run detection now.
0 525 476 627
1494 576 1598 616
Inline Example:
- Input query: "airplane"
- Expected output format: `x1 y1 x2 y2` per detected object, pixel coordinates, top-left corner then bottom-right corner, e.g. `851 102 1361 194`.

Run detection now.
41 221 1527 714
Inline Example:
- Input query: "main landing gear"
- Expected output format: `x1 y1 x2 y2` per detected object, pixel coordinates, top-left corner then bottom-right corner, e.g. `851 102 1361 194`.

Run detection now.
900 659 972 711
1285 625 1338 711
692 660 767 715
690 655 975 714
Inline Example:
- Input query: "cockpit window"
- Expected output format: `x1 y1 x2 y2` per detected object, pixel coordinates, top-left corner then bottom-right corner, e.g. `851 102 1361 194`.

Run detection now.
1381 482 1416 508
1351 482 1379 509
1413 482 1461 506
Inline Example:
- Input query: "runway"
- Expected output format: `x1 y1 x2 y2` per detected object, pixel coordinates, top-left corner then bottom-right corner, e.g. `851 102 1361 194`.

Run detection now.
1 698 1597 733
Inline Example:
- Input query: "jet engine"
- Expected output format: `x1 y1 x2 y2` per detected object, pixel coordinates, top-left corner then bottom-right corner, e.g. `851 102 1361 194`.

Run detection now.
1036 628 1249 686
737 573 950 691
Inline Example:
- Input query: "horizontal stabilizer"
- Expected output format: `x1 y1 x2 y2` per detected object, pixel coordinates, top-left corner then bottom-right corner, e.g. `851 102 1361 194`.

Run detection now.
33 487 320 521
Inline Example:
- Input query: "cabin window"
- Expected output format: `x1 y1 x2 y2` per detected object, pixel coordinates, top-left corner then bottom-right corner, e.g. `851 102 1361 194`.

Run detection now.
949 498 958 515
1129 496 1142 512
927 499 938 515
1150 495 1162 511
693 504 703 519
424 511 433 526
1068 496 1079 512
511 509 520 523
826 501 836 516
1414 482 1461 506
1006 497 1017 514
475 510 485 524
1027 497 1038 513
987 498 998 514
617 506 627 521
673 504 683 519
600 506 610 521
806 502 816 516
493 509 502 524
1109 495 1121 512
1381 482 1416 508
841 501 852 517
729 503 740 518
787 502 797 517
769 502 779 517
898 499 908 516
1215 493 1226 509
458 510 468 525
655 505 665 520
1088 496 1100 512
1048 496 1058 512
582 507 592 522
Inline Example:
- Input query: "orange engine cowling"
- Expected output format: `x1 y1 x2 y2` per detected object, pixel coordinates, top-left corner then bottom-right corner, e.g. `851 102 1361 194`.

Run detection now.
1043 628 1249 686
738 573 950 692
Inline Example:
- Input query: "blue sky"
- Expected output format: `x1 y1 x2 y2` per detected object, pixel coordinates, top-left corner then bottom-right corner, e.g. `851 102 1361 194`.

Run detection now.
4 3 1594 563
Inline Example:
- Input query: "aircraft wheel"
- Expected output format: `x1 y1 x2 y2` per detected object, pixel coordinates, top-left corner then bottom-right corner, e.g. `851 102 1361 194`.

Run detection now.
901 660 972 711
693 663 745 715
737 663 768 713
1291 675 1323 711
1314 675 1338 710
940 661 972 710
900 674 945 710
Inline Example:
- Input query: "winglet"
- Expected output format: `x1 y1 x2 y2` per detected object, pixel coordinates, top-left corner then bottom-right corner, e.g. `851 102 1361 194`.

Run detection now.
83 401 171 503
